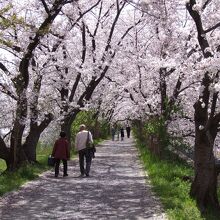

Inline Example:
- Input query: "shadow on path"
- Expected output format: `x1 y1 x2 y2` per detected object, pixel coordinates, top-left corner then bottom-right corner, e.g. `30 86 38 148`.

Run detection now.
0 137 166 220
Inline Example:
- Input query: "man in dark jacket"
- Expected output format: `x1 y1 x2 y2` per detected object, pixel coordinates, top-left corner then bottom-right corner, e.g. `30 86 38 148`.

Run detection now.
52 131 70 177
126 126 131 138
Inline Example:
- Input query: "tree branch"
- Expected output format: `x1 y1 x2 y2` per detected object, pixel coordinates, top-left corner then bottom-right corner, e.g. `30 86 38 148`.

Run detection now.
202 0 212 10
186 0 212 58
69 73 81 102
204 22 220 34
38 113 54 132
40 0 50 14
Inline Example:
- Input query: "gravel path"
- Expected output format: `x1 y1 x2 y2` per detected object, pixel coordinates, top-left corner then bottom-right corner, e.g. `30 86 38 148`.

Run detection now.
0 137 167 220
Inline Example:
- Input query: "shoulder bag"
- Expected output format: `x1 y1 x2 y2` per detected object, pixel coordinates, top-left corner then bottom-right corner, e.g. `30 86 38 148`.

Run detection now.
86 131 96 158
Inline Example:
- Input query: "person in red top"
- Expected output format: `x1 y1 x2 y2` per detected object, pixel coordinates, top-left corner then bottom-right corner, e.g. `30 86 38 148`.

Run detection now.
52 131 70 177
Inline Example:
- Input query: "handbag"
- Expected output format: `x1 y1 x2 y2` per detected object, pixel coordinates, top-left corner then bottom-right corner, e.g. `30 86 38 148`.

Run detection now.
86 131 96 158
86 131 92 148
48 155 55 166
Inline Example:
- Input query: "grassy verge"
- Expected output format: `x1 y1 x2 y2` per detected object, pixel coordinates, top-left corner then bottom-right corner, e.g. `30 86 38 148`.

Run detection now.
0 145 53 196
94 138 106 145
0 162 49 196
137 141 220 220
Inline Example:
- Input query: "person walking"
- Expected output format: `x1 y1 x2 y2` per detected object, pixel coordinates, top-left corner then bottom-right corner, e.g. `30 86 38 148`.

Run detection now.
52 131 70 178
111 126 115 141
126 125 131 138
75 124 93 177
120 127 124 141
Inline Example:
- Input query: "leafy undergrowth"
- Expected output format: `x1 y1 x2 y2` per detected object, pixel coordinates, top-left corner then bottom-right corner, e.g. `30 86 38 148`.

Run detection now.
137 142 220 220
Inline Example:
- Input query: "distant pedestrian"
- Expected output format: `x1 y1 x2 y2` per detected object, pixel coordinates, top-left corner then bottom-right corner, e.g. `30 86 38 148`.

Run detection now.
111 126 115 141
75 124 93 177
126 126 131 138
120 127 124 141
117 127 120 141
52 131 70 178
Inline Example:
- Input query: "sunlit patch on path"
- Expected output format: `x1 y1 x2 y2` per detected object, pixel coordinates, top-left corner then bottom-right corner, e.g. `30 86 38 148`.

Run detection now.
0 137 166 220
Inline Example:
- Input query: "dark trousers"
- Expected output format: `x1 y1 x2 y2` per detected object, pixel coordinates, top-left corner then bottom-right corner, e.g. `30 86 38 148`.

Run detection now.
126 129 131 138
79 148 92 175
54 159 67 177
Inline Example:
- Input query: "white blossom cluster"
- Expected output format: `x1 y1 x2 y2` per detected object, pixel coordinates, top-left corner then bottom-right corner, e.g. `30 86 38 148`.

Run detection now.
0 0 220 154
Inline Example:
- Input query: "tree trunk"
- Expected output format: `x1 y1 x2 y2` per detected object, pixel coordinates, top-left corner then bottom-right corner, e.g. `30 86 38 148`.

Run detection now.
6 112 28 170
23 127 41 163
186 0 219 212
9 142 27 171
9 96 28 170
93 118 100 139
191 98 219 212
190 129 219 212
23 113 53 162
61 110 79 146
147 134 161 157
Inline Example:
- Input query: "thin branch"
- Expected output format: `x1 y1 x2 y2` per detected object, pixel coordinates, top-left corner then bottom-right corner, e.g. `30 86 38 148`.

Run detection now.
0 62 9 74
40 0 50 14
202 0 212 10
0 38 21 52
117 18 143 47
204 22 220 34
70 0 102 28
178 80 200 94
0 82 17 100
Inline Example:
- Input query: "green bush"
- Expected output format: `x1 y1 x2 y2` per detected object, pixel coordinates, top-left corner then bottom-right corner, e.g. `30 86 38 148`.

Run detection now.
71 110 110 142
0 159 6 173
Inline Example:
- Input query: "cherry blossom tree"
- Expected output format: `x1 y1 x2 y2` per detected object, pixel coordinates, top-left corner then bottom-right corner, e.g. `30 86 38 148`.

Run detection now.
125 0 220 211
185 0 220 212
44 0 144 144
0 0 79 169
0 0 219 212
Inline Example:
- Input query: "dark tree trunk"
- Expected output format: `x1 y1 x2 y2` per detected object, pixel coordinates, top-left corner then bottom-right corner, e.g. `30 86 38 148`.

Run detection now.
23 113 53 162
23 127 41 163
190 128 219 212
61 110 79 146
9 91 28 170
93 118 100 139
0 0 70 171
190 75 220 212
147 134 161 156
159 68 167 115
186 0 219 212
5 100 28 170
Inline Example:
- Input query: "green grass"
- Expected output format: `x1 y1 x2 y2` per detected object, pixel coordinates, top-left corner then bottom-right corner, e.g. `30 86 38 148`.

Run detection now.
0 162 48 196
0 145 53 196
36 143 53 163
93 138 106 145
137 142 220 220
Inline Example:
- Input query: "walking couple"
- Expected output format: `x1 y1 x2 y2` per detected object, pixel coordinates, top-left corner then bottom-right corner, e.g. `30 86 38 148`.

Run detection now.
51 124 94 178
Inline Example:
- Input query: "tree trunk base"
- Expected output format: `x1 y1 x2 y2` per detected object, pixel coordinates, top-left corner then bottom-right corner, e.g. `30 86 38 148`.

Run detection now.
190 175 220 213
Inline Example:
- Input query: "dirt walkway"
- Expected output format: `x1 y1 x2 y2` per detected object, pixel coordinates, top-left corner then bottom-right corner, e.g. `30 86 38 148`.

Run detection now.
0 137 166 220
